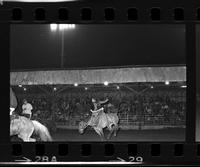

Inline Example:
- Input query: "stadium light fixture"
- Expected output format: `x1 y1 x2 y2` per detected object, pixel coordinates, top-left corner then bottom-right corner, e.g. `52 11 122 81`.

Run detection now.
116 86 120 90
53 87 57 91
104 81 109 86
85 87 88 90
23 87 27 91
165 81 170 85
50 23 76 68
181 85 187 88
150 85 154 89
18 85 22 88
74 83 78 87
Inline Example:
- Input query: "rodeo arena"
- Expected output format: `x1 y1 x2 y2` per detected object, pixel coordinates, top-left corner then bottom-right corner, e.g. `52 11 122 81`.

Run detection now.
10 65 186 141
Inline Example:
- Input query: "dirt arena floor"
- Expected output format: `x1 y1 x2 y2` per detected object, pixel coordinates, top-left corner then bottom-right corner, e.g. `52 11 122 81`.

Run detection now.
51 128 185 142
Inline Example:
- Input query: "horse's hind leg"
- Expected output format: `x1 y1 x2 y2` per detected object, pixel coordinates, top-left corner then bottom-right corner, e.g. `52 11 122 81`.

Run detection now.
107 125 114 140
94 128 102 141
114 125 119 137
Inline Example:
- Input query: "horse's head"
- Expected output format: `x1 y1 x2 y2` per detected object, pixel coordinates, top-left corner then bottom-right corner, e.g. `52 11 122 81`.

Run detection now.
78 121 87 134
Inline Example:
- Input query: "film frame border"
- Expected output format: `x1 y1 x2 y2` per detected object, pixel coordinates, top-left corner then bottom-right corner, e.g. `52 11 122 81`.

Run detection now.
0 0 199 165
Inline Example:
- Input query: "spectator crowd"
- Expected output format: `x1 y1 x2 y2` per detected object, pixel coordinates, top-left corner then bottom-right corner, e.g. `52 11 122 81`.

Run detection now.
14 88 186 128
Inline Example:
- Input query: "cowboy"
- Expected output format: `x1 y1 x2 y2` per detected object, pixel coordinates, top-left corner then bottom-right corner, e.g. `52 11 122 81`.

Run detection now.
92 98 109 110
22 99 33 119
88 98 109 126
10 87 18 116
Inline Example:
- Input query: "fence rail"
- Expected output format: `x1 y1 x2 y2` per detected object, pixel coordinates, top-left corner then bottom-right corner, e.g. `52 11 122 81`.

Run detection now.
55 111 185 130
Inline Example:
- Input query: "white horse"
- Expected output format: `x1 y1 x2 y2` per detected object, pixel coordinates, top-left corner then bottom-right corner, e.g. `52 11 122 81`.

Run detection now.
10 115 52 142
78 111 119 141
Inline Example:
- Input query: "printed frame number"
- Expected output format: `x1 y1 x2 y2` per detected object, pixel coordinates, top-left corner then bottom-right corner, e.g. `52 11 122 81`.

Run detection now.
35 156 57 162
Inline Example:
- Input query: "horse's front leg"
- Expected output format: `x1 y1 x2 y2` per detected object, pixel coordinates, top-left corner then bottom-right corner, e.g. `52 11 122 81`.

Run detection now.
94 128 105 141
100 129 106 141
18 134 30 142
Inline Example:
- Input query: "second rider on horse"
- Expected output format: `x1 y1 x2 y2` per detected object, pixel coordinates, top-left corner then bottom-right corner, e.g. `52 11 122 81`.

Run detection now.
22 99 33 119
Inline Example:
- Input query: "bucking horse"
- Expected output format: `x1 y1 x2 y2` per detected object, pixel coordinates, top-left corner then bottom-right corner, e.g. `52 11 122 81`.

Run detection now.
78 98 119 141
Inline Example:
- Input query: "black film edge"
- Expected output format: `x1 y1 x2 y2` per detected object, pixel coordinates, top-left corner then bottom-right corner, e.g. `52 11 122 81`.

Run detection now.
0 0 200 166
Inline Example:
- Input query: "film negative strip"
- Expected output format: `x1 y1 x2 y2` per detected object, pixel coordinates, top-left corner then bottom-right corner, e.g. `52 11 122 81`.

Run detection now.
0 0 200 165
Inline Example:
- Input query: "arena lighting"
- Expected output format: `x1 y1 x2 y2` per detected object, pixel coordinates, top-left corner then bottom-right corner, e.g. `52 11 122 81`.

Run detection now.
50 24 76 31
74 83 78 87
50 24 76 68
165 81 170 85
181 85 187 88
150 85 154 89
23 88 27 91
85 87 88 90
116 86 120 90
18 85 22 88
104 81 109 86
53 87 57 91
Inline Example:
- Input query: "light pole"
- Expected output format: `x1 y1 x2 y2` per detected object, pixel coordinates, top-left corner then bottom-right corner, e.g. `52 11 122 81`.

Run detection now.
61 30 64 68
50 24 76 68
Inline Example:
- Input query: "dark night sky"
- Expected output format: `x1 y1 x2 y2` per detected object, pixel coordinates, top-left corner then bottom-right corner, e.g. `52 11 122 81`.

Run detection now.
10 24 185 70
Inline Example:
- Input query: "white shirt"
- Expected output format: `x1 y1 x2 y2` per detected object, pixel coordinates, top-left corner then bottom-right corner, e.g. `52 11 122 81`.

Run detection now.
22 103 33 115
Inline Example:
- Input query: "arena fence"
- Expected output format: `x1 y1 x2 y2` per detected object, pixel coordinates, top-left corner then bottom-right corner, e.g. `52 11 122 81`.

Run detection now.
55 112 185 130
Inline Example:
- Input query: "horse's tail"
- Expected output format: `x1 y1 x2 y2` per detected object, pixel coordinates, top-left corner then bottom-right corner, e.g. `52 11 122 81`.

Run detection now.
32 120 53 141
